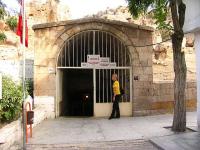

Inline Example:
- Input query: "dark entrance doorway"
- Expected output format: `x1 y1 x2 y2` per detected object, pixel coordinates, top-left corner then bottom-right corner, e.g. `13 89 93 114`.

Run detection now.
61 69 93 116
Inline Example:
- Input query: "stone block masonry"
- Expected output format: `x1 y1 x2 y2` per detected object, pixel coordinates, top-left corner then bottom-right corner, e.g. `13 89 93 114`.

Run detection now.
32 18 196 117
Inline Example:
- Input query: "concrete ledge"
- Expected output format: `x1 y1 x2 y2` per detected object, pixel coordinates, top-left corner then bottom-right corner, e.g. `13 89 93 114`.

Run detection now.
0 120 21 150
0 105 55 150
32 18 154 32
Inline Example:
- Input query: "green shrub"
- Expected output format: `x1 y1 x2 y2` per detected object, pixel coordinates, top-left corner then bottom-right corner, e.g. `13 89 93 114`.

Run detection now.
0 7 6 20
6 16 17 31
26 79 34 98
0 76 23 122
0 32 6 43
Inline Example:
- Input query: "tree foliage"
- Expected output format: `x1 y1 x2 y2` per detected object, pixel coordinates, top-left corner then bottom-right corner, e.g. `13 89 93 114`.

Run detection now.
127 0 172 30
6 16 18 31
0 32 6 43
0 0 6 19
0 7 6 19
0 76 23 122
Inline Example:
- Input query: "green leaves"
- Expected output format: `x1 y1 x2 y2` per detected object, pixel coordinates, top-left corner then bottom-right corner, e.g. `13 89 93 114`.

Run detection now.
127 0 154 18
127 0 173 31
0 76 23 122
0 32 6 43
6 16 18 31
0 7 6 20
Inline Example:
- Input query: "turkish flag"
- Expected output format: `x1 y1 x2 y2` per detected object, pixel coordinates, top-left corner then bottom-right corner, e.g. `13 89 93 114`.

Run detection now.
16 0 28 47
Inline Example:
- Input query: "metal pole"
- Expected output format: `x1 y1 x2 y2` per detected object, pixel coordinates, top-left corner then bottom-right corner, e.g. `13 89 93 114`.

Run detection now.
65 42 66 66
22 0 26 149
76 36 78 66
73 36 74 66
84 32 86 62
68 41 70 66
88 31 90 54
110 35 112 102
93 69 96 115
98 32 100 103
81 33 82 63
106 33 108 101
102 32 104 102
93 31 95 54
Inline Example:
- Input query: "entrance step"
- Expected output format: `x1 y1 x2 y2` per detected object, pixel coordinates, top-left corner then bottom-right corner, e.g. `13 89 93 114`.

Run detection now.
26 139 158 150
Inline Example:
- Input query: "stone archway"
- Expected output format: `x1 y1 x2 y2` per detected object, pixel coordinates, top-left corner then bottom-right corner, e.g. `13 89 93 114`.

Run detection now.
33 18 154 118
56 29 133 117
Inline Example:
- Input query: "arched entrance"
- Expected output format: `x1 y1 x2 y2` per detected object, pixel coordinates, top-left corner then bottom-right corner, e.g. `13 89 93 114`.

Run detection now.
57 30 132 117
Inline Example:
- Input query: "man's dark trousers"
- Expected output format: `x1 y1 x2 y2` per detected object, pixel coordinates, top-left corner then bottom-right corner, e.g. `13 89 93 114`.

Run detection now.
111 95 121 118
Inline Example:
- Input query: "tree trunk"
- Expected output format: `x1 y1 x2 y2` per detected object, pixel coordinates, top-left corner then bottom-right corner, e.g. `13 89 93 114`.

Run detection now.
172 32 187 132
170 0 187 132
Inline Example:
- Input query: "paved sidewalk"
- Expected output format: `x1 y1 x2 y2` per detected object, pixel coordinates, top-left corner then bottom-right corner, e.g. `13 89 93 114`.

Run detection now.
151 132 200 150
25 112 197 149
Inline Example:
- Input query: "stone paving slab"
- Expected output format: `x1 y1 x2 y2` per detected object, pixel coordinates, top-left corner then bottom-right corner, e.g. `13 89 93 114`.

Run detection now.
27 139 158 150
10 112 197 149
150 132 200 150
28 112 197 145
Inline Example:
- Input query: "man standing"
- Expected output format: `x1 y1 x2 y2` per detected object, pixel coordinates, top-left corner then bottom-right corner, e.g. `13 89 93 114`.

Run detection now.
109 73 121 120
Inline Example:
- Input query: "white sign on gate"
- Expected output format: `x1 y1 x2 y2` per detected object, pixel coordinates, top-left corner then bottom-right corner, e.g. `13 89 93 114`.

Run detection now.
100 57 110 63
99 57 110 68
87 55 100 65
0 73 2 99
81 55 116 68
81 62 89 68
109 62 117 67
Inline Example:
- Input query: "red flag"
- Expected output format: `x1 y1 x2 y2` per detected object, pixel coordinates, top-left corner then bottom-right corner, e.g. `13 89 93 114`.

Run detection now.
16 0 28 47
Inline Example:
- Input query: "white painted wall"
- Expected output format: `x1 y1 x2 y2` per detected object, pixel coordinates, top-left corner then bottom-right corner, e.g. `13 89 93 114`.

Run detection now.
183 0 200 33
183 0 200 128
0 60 33 81
195 32 200 127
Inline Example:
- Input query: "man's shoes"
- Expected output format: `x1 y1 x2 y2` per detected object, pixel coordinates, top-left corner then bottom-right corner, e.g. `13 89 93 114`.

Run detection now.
108 116 114 120
116 116 120 119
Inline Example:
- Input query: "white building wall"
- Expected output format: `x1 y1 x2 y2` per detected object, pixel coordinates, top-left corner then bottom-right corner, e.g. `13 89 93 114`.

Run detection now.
195 32 200 127
0 60 33 81
183 0 200 33
183 0 200 127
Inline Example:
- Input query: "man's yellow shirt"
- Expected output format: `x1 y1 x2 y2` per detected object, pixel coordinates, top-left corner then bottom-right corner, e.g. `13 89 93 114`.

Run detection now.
113 81 121 95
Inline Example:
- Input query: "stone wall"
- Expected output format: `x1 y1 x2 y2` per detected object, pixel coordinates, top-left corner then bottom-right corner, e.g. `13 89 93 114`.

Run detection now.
32 18 197 117
136 81 197 116
33 18 154 116
26 0 71 51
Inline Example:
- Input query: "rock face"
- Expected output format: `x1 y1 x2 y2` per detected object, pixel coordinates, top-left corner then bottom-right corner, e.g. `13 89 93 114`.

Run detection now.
185 34 194 47
26 0 71 50
26 0 71 24
0 20 6 30
153 44 167 61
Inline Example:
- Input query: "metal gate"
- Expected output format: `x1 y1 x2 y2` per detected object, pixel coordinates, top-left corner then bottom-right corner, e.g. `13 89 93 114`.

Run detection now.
57 30 132 117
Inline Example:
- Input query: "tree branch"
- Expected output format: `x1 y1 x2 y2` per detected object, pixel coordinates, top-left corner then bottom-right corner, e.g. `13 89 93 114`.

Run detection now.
170 0 181 32
178 1 186 29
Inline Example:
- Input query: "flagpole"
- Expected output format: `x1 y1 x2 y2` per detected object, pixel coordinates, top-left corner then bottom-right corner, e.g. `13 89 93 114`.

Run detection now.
22 0 26 149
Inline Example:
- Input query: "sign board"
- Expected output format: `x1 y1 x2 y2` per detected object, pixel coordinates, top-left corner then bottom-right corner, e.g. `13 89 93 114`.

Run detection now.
48 67 55 74
81 55 116 68
87 55 100 65
100 57 110 63
0 73 2 99
109 62 117 67
81 63 89 68
99 57 110 68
